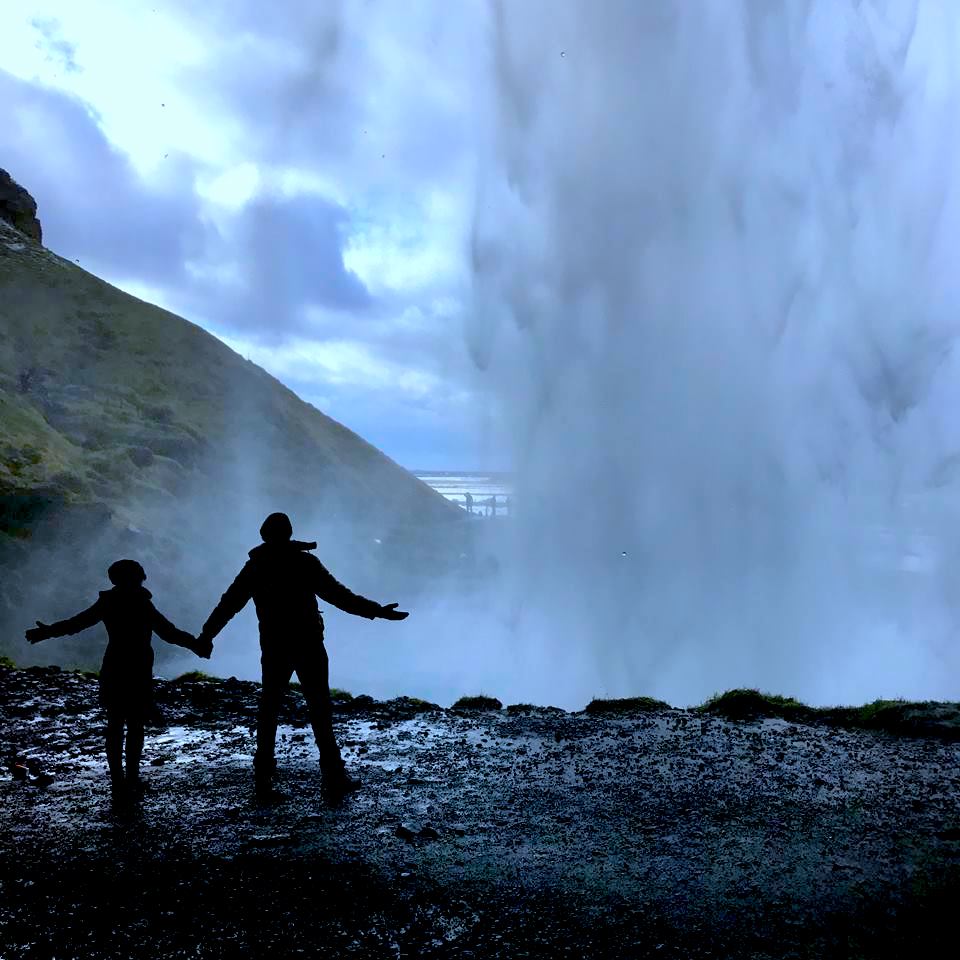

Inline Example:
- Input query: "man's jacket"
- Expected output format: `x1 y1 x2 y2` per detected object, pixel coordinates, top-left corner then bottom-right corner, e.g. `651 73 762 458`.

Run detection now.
202 540 381 646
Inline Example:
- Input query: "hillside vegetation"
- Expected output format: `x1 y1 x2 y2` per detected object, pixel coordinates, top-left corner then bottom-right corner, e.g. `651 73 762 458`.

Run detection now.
0 203 464 664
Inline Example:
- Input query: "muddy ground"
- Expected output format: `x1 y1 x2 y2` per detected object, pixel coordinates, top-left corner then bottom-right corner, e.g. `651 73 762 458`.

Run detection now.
1 664 959 959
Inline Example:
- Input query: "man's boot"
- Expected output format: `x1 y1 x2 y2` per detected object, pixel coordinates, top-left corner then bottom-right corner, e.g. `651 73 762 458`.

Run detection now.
321 761 361 803
253 756 285 804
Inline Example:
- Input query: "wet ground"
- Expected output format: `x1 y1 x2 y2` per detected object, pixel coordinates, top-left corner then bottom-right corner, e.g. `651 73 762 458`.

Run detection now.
2 664 959 958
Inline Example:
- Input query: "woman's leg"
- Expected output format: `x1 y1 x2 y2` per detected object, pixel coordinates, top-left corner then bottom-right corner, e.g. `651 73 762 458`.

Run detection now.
105 708 125 791
126 715 145 787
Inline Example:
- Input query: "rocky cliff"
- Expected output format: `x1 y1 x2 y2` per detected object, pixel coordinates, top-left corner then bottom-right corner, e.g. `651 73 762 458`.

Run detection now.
0 169 42 243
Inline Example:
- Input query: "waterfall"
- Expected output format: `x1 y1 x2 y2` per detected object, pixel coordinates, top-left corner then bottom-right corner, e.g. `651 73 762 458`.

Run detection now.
468 0 960 706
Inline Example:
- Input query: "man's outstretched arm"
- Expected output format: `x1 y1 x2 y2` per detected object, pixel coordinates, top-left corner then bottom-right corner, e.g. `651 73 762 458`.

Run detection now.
200 565 255 643
311 557 408 620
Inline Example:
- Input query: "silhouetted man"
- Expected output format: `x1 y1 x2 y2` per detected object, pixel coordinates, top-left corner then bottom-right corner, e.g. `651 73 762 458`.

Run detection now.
25 559 209 801
198 512 408 802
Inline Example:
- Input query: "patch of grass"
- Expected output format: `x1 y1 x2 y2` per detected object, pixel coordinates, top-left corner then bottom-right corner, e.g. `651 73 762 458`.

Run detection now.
387 696 442 713
820 698 912 729
330 688 353 702
405 696 436 709
0 654 16 669
698 688 814 722
820 698 960 738
173 670 219 683
584 696 671 715
696 690 960 739
506 703 568 715
452 694 503 711
856 698 910 723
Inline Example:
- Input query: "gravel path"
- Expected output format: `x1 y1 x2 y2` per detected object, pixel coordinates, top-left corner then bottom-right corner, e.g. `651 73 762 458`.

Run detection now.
2 665 959 958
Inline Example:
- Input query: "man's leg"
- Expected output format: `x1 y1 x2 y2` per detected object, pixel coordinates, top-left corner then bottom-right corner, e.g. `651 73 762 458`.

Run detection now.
294 643 350 784
255 653 293 792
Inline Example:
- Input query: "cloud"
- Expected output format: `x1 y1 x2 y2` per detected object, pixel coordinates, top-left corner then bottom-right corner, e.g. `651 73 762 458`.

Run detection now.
171 0 477 191
216 333 451 399
0 67 375 338
30 17 81 75
0 69 206 288
179 190 374 342
210 303 483 469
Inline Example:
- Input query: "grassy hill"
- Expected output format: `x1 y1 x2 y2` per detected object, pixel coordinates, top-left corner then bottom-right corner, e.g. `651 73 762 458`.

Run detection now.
0 215 464 665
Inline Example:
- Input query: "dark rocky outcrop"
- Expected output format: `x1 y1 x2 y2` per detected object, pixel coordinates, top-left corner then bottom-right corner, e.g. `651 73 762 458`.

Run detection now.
0 169 41 243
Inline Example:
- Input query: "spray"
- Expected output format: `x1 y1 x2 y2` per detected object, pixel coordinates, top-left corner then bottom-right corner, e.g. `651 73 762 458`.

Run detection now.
469 0 960 707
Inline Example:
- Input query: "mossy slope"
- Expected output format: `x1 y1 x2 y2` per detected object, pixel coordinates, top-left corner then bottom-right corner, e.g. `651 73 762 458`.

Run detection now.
0 220 458 529
0 220 464 662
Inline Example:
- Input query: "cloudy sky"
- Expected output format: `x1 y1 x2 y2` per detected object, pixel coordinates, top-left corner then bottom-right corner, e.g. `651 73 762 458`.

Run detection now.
1 0 498 470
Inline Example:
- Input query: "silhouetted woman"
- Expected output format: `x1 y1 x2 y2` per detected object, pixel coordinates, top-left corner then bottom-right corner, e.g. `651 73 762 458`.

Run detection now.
25 559 208 801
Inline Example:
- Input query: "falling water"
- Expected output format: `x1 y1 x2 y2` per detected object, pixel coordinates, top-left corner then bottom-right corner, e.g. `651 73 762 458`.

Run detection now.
468 1 960 707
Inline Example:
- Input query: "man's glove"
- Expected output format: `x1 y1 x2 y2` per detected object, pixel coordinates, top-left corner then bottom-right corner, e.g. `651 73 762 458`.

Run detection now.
377 603 409 621
24 621 52 644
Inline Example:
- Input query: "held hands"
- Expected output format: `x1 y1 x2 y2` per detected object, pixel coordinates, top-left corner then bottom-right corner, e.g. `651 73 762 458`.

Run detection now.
378 603 409 621
25 621 52 644
195 631 214 659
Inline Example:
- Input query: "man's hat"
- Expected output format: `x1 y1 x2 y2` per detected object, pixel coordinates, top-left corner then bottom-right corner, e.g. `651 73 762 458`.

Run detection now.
260 512 293 543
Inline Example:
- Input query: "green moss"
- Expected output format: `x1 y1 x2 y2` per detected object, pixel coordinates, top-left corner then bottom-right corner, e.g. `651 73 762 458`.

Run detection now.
173 670 218 683
698 689 815 722
0 654 16 669
584 696 671 715
507 702 566 715
694 690 960 739
855 699 912 725
452 694 503 711
0 235 462 555
811 698 910 729
398 696 441 711
820 699 960 738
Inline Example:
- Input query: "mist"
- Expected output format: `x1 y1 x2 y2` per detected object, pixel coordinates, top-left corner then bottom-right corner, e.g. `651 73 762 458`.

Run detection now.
466 0 960 708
